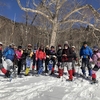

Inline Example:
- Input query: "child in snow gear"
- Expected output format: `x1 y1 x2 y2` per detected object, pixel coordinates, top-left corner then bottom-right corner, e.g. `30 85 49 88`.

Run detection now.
71 46 78 76
91 46 100 83
0 42 11 77
45 45 50 73
62 41 74 81
80 41 93 78
36 45 46 75
25 44 33 76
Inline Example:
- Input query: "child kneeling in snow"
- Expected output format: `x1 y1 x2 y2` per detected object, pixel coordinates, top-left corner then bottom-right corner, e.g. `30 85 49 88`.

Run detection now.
91 46 100 83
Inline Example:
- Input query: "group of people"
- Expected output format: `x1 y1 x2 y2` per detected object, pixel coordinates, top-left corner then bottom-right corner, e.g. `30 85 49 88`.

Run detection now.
0 40 100 83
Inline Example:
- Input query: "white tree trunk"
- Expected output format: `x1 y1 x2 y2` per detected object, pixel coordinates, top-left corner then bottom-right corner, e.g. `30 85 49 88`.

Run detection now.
50 22 58 46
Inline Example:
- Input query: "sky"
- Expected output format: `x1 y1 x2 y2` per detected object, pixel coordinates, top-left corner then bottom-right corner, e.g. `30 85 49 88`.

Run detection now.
0 0 100 23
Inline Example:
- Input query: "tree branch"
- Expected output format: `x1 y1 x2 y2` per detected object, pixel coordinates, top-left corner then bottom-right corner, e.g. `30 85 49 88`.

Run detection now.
61 4 89 22
17 0 53 23
61 19 100 31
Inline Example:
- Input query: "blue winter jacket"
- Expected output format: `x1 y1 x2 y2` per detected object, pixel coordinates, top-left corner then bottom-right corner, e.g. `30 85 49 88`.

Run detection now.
80 46 93 58
3 48 15 61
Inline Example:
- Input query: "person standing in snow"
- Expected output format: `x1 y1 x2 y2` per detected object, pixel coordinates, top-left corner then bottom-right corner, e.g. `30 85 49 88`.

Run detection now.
62 41 74 81
91 46 100 83
49 46 57 75
71 46 78 76
0 42 11 77
3 43 15 72
45 45 50 73
25 44 33 76
56 45 63 78
15 46 23 75
36 45 46 75
32 45 38 71
80 41 93 77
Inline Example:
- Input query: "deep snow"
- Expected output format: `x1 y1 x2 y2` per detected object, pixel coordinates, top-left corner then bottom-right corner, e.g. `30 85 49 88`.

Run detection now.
0 63 100 100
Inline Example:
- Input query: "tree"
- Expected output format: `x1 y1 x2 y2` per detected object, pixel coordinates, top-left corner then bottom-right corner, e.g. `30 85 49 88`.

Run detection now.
17 0 100 46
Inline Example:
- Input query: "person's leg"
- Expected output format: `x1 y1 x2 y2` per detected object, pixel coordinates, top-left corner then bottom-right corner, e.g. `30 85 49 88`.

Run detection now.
81 59 86 76
51 59 56 75
45 58 49 73
67 62 73 81
92 65 99 82
32 54 36 70
17 60 22 75
25 58 31 76
72 60 76 76
86 59 92 76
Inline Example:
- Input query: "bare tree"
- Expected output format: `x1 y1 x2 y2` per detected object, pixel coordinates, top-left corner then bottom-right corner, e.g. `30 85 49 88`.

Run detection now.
17 0 100 46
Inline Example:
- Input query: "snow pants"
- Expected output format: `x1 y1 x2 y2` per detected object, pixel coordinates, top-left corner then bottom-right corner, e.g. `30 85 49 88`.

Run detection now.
81 58 92 76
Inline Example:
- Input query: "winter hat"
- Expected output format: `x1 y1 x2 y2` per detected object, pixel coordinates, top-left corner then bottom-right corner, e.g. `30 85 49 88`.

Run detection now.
0 42 3 46
72 46 75 48
18 45 22 49
46 45 49 48
83 41 87 45
64 44 69 47
28 44 32 47
58 44 62 47
64 41 68 45
93 46 98 51
51 46 55 48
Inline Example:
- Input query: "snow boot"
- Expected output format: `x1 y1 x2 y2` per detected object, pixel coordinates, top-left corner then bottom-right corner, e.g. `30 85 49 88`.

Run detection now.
25 67 30 76
5 70 11 78
58 67 64 78
50 67 54 75
32 66 35 70
1 67 7 74
68 70 73 81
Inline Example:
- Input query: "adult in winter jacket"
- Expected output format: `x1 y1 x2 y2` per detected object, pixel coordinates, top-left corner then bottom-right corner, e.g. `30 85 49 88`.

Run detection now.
25 44 33 76
0 42 11 77
36 45 46 74
32 45 38 71
15 46 23 75
49 46 57 75
3 43 15 61
80 41 93 77
62 41 74 81
3 43 15 72
45 45 50 73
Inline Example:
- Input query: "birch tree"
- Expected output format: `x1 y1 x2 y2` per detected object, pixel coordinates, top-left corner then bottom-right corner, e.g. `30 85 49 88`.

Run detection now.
17 0 100 46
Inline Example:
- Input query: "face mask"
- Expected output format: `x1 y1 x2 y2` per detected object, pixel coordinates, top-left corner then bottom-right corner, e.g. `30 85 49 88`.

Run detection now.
65 47 68 49
59 47 61 49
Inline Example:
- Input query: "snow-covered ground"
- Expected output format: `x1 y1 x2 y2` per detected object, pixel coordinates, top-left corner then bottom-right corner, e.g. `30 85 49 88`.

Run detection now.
0 63 100 100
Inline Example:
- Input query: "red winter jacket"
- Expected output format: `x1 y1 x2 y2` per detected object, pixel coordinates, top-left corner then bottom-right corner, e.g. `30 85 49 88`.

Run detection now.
36 50 46 60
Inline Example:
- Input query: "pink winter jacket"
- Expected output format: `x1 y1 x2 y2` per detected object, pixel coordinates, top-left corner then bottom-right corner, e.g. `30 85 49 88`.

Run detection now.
15 50 23 60
92 52 100 67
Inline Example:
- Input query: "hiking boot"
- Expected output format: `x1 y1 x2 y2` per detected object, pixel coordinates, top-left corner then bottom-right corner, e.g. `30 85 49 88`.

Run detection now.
5 70 11 78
